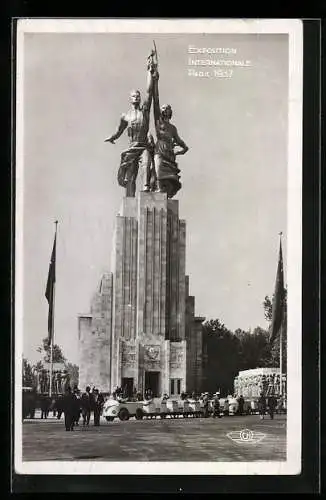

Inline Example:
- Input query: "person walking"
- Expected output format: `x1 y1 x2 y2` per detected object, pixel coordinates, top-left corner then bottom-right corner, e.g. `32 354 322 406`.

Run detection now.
81 386 93 426
73 387 82 426
203 393 209 418
56 394 64 419
63 386 77 431
258 392 267 420
213 395 221 418
238 395 245 416
93 389 104 426
267 394 277 420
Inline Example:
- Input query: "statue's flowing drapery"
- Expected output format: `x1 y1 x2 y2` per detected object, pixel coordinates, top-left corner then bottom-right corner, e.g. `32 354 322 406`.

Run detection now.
117 143 148 187
154 139 181 198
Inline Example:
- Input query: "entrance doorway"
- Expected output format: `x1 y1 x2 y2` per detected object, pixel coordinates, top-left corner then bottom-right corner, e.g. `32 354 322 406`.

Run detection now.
121 377 134 398
145 371 160 397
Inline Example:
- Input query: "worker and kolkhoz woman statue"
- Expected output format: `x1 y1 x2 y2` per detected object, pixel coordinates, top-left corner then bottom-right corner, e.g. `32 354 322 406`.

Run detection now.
105 43 189 198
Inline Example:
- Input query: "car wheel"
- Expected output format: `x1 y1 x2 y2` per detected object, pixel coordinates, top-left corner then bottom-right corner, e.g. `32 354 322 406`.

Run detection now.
118 408 130 421
105 416 114 422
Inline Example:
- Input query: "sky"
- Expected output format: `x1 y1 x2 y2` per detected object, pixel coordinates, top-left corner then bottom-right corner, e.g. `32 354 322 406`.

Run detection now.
20 30 289 365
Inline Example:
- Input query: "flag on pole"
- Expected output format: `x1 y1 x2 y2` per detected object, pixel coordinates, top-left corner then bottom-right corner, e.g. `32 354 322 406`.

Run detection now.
45 230 56 346
269 238 285 343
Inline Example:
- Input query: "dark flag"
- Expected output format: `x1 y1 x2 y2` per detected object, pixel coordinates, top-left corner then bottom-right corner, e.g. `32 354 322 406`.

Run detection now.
45 231 56 346
269 239 285 343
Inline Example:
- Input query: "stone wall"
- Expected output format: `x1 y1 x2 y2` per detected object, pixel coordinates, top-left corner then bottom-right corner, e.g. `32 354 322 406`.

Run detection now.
78 273 113 392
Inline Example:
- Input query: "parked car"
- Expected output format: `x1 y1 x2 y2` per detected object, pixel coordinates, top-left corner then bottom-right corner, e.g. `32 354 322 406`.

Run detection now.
102 398 144 421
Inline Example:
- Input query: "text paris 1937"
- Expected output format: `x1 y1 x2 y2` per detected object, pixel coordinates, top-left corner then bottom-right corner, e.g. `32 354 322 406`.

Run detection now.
188 68 233 79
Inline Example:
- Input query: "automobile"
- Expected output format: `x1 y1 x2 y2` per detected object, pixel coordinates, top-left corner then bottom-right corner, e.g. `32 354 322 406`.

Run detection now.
103 397 205 421
142 398 167 418
102 398 144 421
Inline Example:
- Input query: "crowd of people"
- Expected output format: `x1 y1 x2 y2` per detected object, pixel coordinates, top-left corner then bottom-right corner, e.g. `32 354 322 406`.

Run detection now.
25 381 284 428
257 392 278 420
61 385 105 431
34 385 105 431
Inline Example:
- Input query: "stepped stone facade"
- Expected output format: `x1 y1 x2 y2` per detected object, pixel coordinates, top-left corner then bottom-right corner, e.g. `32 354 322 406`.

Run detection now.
78 191 205 396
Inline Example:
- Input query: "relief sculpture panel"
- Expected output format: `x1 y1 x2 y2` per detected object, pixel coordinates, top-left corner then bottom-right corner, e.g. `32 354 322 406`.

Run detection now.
143 344 161 370
170 344 184 369
121 342 137 367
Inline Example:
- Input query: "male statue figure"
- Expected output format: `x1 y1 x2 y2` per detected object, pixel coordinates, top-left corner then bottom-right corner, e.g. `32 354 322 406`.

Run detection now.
105 52 158 197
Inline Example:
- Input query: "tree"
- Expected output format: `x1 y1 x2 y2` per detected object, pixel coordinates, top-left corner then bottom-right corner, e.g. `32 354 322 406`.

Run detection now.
23 358 37 388
32 340 80 393
235 327 272 371
37 337 66 364
202 319 240 396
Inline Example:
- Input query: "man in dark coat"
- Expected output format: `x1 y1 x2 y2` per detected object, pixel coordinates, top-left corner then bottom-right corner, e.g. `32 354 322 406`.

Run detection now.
93 389 105 426
55 394 64 419
73 387 82 426
238 395 245 416
63 387 77 431
213 395 221 418
267 394 277 420
203 393 209 418
258 392 267 420
81 386 93 426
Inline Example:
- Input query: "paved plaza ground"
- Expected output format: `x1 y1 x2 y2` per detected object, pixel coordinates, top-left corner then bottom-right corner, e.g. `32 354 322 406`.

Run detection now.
22 413 286 462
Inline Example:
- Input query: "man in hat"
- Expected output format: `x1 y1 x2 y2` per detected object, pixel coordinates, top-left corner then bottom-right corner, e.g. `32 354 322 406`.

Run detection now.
238 394 245 416
267 393 277 420
202 393 210 418
63 386 77 431
213 393 221 418
258 392 267 420
93 389 105 426
81 385 93 426
73 386 82 426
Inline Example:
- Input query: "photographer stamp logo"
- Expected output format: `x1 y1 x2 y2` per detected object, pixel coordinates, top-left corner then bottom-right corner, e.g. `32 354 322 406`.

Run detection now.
226 429 266 445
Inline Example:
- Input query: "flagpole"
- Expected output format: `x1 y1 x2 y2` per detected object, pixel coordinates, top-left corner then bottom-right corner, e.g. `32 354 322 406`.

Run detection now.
278 231 283 399
49 283 55 397
279 321 282 398
49 221 58 398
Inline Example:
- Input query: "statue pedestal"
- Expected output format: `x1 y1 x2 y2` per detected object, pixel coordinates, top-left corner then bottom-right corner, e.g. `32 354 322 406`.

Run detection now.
79 191 205 396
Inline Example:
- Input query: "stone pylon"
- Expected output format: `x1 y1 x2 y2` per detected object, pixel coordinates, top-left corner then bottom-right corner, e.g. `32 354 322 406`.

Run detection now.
78 191 204 396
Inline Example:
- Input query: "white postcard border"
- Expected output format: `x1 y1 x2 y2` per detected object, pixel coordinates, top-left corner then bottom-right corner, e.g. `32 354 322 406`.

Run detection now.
14 18 303 477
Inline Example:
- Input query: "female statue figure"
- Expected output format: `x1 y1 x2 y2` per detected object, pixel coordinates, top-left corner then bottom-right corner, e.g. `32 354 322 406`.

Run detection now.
152 64 189 198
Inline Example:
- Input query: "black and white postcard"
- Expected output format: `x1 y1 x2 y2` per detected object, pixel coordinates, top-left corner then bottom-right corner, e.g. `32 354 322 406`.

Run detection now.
14 19 303 477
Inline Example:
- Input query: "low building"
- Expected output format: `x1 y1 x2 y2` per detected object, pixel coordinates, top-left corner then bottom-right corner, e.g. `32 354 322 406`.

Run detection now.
234 367 286 398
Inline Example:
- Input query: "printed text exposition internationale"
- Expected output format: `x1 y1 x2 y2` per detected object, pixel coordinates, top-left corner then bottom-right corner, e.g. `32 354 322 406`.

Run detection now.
187 47 251 67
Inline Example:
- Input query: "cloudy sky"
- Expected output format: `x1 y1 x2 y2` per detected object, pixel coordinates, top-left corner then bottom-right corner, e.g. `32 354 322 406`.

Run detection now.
19 27 289 365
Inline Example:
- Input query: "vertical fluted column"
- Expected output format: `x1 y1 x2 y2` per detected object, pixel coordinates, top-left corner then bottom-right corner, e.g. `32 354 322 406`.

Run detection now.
178 220 186 340
137 192 169 338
